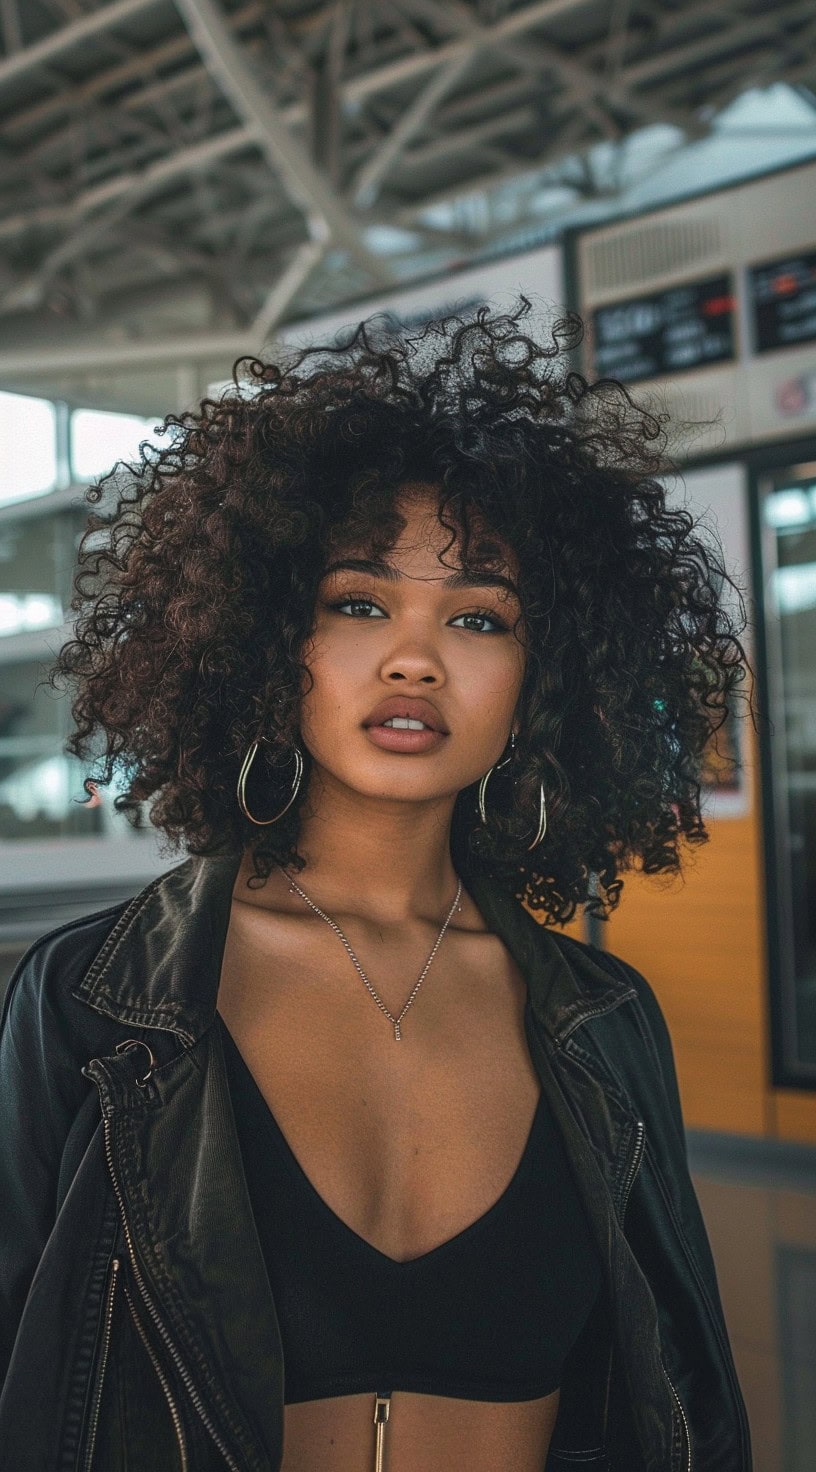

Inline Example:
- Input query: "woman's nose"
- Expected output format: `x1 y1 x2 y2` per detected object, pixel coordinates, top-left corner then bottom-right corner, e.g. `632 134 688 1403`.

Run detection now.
379 639 445 686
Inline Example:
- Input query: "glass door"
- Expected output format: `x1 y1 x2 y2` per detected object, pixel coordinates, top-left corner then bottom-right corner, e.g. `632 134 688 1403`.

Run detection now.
757 458 816 1085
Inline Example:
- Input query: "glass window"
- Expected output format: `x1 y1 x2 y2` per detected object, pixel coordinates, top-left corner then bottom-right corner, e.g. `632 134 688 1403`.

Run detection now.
70 408 162 484
0 499 150 844
0 655 147 841
759 463 816 1083
0 391 58 507
0 504 82 639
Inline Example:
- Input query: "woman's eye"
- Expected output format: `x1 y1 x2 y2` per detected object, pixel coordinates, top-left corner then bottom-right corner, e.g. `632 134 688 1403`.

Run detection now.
328 598 507 633
450 611 507 634
330 597 386 618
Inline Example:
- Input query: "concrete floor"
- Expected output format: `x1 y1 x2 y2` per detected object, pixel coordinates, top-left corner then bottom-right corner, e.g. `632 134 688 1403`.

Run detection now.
688 1135 816 1472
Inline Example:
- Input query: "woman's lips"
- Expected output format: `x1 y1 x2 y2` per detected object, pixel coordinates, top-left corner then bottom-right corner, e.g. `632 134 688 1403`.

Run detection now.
364 723 448 753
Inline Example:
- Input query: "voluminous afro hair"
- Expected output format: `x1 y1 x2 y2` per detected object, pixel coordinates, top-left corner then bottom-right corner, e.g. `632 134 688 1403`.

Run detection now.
49 297 752 923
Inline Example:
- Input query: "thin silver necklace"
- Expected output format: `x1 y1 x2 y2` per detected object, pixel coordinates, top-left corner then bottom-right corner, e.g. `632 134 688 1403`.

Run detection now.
279 865 463 1041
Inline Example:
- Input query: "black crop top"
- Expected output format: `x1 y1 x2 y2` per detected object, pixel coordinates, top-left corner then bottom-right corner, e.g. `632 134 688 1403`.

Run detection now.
218 1014 603 1404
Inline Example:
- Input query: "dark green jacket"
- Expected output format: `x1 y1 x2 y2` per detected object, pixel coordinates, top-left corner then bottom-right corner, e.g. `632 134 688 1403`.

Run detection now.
0 852 751 1470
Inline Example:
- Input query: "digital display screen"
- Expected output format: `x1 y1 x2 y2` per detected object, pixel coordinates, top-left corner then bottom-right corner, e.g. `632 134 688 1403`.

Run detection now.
749 252 816 354
591 275 736 383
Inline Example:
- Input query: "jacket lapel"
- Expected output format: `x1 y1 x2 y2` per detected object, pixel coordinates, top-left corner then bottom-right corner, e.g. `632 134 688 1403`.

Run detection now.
72 851 243 1045
82 1034 283 1470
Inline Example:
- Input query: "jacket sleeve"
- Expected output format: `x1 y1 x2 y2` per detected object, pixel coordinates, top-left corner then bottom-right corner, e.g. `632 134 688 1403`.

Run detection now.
0 911 123 1387
589 944 688 1156
591 944 745 1346
591 947 754 1464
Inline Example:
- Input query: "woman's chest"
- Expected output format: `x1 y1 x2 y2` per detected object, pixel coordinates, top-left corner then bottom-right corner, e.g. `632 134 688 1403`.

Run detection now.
215 927 568 1471
216 906 542 1264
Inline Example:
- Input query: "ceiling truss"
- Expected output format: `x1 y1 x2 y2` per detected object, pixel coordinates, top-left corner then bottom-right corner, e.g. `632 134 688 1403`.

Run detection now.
0 0 814 386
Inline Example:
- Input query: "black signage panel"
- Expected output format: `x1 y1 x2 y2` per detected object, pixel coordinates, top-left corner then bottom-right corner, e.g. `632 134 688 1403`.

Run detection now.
749 251 816 354
591 275 736 384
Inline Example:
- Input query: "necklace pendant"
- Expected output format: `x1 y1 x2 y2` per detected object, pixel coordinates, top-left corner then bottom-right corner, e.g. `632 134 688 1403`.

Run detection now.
393 1020 401 1042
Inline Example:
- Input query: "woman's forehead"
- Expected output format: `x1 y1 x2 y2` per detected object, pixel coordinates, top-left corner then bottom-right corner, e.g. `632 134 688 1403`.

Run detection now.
338 482 519 579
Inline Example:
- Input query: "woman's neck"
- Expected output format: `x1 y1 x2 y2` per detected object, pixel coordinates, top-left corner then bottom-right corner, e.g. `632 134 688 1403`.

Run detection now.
237 780 463 927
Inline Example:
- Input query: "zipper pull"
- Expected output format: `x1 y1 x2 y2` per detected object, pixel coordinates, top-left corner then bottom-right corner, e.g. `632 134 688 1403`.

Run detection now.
373 1392 391 1472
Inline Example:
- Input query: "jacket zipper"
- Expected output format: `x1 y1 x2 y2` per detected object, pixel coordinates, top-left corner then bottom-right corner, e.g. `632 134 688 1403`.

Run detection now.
598 1120 646 1442
620 1120 645 1221
619 1120 692 1472
650 1148 752 1466
102 1115 242 1472
585 953 744 1467
661 1358 692 1472
123 1279 189 1472
83 1255 120 1472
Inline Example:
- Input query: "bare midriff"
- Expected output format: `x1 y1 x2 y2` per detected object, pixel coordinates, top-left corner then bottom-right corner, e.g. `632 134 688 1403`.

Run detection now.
281 1387 562 1471
219 865 571 1472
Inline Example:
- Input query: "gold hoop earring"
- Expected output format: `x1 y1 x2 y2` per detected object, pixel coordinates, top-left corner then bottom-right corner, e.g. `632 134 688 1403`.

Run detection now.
526 782 548 851
477 735 515 825
477 734 548 851
237 740 303 826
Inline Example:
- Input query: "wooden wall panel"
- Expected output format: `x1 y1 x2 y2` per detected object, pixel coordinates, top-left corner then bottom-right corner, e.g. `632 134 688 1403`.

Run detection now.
528 700 816 1143
772 1091 816 1144
599 718 773 1137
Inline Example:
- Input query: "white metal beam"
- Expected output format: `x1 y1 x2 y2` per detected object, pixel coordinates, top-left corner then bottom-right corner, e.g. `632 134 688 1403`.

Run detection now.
0 0 22 53
349 50 477 208
0 125 255 243
393 0 616 139
0 0 163 87
620 0 816 87
0 331 267 374
249 238 329 341
0 2 265 142
172 0 393 287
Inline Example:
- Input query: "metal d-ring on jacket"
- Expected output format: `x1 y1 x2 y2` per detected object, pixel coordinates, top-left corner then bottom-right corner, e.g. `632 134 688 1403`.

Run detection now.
0 851 752 1472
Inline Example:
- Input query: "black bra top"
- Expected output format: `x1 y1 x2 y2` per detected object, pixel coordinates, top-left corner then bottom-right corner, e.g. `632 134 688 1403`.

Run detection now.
218 1013 603 1404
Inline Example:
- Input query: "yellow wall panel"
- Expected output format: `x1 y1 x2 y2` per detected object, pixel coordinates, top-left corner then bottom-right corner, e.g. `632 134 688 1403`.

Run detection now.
772 1091 816 1145
673 1040 768 1135
599 717 773 1135
526 710 816 1142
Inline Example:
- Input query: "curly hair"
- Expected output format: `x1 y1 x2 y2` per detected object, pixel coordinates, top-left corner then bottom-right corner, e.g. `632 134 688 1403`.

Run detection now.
48 297 752 923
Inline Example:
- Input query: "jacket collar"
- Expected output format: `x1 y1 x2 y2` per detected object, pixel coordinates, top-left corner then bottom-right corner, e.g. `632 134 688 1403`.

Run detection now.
71 852 632 1048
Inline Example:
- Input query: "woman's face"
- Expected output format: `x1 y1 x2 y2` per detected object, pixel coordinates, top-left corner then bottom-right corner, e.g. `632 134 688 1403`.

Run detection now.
297 485 527 808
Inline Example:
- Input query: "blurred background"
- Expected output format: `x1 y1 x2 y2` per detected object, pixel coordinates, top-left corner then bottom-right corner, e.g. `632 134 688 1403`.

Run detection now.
0 2 815 1466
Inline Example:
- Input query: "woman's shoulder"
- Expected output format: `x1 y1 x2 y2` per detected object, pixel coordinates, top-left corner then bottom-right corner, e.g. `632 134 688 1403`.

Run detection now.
549 928 687 1142
1 898 131 1056
551 929 667 1021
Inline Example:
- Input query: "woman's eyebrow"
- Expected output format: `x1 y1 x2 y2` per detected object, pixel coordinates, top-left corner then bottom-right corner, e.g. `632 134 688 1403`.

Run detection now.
322 556 520 598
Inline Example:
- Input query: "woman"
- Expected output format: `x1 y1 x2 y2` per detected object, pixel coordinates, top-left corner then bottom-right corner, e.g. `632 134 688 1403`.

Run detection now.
0 302 752 1471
